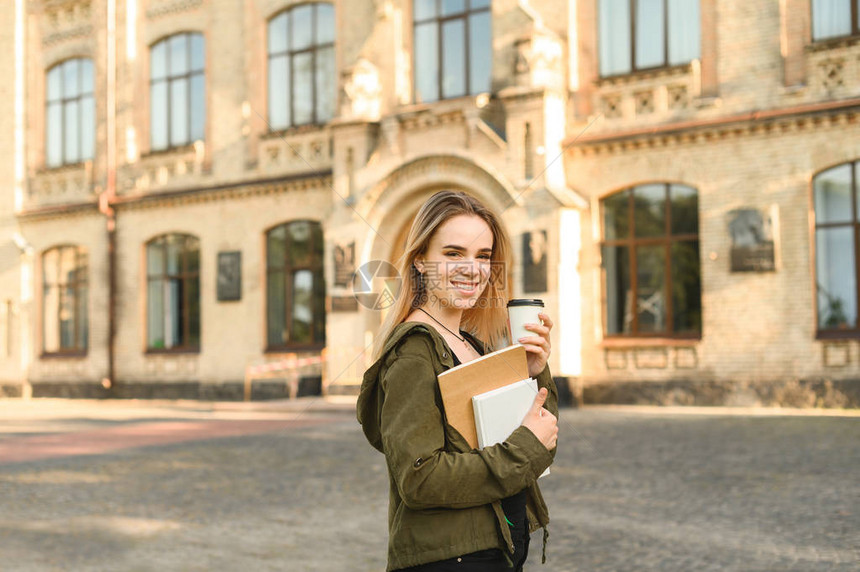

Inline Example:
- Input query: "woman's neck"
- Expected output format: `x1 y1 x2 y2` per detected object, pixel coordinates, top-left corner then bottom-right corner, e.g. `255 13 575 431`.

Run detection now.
420 300 463 336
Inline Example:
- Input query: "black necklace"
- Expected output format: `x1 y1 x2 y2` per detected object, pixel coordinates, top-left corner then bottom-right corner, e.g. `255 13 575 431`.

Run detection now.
417 307 466 343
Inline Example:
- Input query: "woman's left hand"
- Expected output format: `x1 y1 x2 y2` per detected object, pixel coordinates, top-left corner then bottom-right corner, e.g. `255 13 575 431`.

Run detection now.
518 312 553 378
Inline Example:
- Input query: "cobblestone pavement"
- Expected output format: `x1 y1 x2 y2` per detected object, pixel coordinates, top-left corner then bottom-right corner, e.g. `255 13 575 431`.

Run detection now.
0 400 858 571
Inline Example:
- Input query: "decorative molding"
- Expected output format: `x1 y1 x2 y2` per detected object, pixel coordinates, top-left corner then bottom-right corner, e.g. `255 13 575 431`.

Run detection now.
633 90 654 115
340 59 382 121
40 0 93 46
258 127 333 175
513 30 565 90
126 144 207 194
43 25 93 46
667 84 689 110
357 154 521 219
398 108 466 131
111 171 333 212
569 99 860 156
27 162 96 210
595 63 694 88
592 62 701 123
601 93 622 119
16 201 100 223
146 0 204 19
806 40 860 97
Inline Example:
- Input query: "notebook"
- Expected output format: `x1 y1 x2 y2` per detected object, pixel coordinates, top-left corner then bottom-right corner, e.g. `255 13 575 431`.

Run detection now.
472 378 550 478
437 344 530 450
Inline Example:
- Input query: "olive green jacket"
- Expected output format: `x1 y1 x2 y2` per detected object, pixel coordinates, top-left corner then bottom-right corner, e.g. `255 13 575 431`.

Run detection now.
357 322 558 571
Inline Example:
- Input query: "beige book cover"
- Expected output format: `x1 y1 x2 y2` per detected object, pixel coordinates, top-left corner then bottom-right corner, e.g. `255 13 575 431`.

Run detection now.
437 344 530 449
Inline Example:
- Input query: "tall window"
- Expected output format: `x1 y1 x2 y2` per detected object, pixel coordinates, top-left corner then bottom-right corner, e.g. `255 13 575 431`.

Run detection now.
814 162 859 335
146 234 200 351
268 3 335 129
601 184 701 337
266 221 326 349
599 0 700 77
42 245 88 354
413 0 492 103
150 33 205 151
46 58 95 168
812 0 860 40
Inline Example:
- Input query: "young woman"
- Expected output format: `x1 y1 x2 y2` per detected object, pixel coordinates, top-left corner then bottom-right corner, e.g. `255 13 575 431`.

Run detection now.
357 190 559 571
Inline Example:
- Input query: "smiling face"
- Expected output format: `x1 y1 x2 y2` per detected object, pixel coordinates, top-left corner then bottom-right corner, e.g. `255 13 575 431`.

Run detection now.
415 214 494 311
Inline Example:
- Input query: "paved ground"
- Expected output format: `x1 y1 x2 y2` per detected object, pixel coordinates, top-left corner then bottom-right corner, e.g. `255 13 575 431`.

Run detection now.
0 399 858 571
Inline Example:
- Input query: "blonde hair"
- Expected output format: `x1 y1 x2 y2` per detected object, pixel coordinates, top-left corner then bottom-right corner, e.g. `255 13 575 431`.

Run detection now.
372 190 512 360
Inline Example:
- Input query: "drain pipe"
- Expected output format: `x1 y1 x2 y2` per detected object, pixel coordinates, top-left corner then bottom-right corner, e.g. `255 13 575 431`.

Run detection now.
99 0 118 393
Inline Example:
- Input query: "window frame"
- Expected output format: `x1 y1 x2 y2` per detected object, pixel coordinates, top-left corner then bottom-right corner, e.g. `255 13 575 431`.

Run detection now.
811 0 860 42
145 234 201 353
412 0 492 104
41 244 88 356
813 160 860 339
149 32 206 152
600 182 702 339
598 0 700 78
265 220 326 352
45 58 95 168
266 2 336 130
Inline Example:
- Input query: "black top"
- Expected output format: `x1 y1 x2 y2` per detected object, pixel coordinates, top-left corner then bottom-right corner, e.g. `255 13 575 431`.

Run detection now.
451 332 529 542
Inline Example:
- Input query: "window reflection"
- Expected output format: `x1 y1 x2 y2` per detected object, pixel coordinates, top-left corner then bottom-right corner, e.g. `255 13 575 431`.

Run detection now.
413 0 491 103
812 0 855 41
42 246 88 353
814 161 860 333
599 0 700 76
146 234 201 350
267 3 335 129
45 59 95 168
150 33 205 151
266 221 326 348
601 183 701 337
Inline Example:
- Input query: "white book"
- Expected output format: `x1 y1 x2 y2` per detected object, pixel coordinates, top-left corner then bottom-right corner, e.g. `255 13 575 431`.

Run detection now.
472 378 550 478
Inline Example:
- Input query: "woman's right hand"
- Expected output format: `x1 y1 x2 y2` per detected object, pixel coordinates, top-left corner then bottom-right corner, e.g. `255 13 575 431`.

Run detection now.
521 387 558 451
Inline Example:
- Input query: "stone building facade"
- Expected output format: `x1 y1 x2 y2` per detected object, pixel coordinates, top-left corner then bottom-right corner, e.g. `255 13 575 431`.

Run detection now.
566 0 860 406
1 0 858 406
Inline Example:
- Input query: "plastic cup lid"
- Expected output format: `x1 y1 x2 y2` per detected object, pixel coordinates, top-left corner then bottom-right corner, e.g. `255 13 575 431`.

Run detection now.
506 299 544 307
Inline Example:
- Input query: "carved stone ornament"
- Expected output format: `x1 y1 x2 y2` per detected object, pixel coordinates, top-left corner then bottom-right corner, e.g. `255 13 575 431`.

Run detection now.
41 0 93 46
341 59 382 120
146 0 204 19
514 31 564 89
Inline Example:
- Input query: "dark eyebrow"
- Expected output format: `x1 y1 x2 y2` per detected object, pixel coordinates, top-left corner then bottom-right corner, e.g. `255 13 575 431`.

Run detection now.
442 244 493 253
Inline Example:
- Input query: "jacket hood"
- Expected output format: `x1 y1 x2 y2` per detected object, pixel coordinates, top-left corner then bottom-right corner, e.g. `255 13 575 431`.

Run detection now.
356 322 462 452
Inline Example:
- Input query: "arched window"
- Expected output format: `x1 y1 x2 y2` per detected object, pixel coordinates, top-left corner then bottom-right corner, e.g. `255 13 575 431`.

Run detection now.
812 0 859 41
150 33 205 151
42 245 88 354
266 221 326 349
814 161 858 334
598 0 700 77
146 234 200 351
267 3 335 129
600 183 701 337
46 58 95 167
413 0 492 103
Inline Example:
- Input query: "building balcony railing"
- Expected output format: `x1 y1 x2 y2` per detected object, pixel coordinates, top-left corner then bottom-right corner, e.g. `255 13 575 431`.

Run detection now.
121 142 208 196
805 38 860 100
593 61 705 128
257 125 333 176
27 161 96 209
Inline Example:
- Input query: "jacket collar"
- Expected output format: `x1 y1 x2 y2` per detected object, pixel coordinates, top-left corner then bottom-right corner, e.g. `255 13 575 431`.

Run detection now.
383 321 455 368
384 321 487 366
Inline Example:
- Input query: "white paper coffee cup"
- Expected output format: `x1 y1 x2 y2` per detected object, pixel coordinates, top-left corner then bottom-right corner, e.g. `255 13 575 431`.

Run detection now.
507 299 544 344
